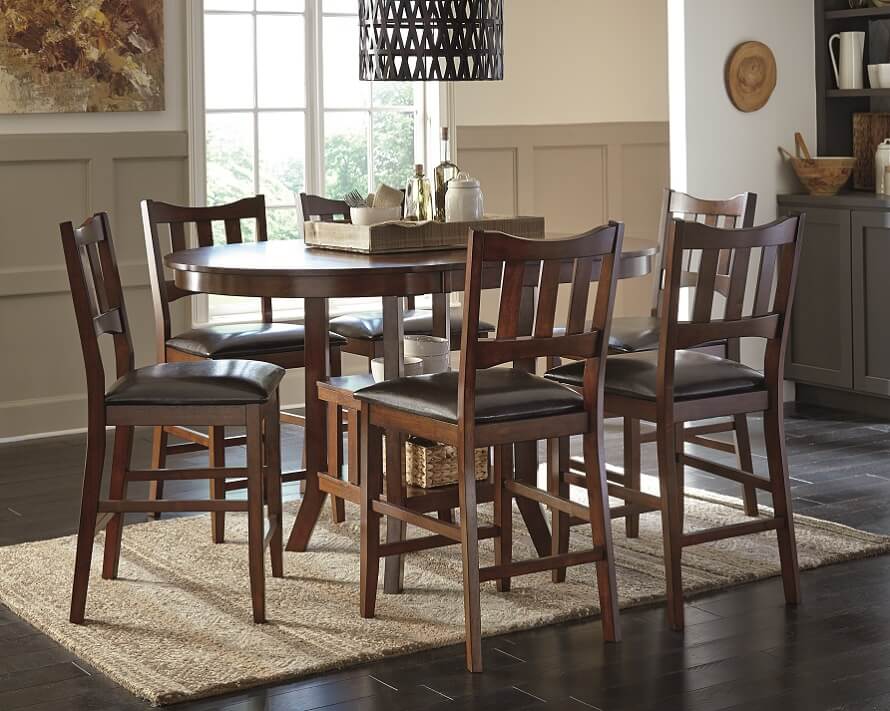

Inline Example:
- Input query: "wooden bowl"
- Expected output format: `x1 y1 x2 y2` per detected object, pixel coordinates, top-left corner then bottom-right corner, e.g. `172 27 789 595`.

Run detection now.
789 156 855 196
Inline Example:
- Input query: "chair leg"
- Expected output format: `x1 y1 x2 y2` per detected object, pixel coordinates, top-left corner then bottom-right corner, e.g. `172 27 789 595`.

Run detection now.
735 414 759 517
494 444 513 593
548 438 569 583
383 432 407 595
148 426 167 520
457 438 483 673
265 395 284 579
360 416 383 618
623 418 642 538
245 406 266 623
583 427 621 643
764 405 801 605
70 422 106 624
328 402 346 524
656 421 685 631
209 425 226 544
102 425 133 580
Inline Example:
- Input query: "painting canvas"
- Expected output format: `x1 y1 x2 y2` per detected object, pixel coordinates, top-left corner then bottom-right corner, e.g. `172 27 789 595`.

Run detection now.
0 0 164 114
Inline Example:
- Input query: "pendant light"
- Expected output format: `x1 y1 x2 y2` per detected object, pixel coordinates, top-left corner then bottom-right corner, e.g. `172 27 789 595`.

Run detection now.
359 0 504 82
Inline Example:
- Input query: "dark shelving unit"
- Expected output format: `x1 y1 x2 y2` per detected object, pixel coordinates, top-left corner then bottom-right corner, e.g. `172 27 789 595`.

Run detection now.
825 6 890 20
817 1 890 156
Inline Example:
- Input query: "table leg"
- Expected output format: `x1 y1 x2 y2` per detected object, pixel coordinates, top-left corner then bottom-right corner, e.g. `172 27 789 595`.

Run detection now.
514 285 552 557
286 297 331 552
382 296 407 594
431 292 455 523
432 292 452 345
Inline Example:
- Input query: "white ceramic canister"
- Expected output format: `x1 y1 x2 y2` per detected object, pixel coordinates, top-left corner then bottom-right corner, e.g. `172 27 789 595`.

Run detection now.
876 139 890 194
404 335 450 374
445 172 484 222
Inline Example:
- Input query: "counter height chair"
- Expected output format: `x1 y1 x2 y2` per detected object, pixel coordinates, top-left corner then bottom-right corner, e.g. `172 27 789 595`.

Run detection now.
142 196 346 542
612 190 759 536
546 215 805 630
62 213 284 624
354 223 626 672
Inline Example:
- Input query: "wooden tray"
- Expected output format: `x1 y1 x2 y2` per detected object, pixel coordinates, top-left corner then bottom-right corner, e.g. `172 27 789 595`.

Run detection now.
853 113 890 190
304 215 546 254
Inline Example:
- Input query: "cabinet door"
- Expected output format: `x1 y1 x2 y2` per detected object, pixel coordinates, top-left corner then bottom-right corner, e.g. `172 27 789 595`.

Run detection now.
783 206 853 389
852 210 890 396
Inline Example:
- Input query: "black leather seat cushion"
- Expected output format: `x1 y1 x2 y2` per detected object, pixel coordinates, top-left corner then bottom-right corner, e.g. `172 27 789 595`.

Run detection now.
329 308 495 341
355 368 584 425
105 360 285 406
545 351 765 401
167 322 345 359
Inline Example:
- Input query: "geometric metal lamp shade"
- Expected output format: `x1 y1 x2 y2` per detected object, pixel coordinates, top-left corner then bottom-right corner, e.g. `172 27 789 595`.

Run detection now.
359 0 504 81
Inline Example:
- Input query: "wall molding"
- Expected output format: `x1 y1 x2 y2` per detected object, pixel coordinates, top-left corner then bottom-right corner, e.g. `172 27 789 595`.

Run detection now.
0 130 189 439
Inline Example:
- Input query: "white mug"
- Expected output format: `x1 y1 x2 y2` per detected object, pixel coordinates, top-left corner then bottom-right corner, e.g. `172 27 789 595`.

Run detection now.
830 31 865 90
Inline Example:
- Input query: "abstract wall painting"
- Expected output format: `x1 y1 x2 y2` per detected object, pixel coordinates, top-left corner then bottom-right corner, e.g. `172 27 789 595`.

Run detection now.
0 0 164 114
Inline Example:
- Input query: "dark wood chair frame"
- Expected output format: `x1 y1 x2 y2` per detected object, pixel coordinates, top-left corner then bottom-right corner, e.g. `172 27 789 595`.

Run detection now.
62 213 283 625
562 215 805 631
601 190 761 539
358 223 626 672
142 195 342 541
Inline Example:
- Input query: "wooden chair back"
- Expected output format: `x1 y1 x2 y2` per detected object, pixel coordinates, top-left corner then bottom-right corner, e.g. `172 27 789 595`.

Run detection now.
141 196 270 361
60 213 134 414
658 215 805 398
652 190 757 318
299 193 351 223
459 223 625 421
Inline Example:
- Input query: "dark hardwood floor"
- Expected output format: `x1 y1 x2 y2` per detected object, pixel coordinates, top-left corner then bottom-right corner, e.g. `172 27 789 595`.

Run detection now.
3 404 890 710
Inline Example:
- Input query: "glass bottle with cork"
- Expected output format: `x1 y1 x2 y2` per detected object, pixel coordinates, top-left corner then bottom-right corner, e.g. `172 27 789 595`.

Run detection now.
434 126 460 222
404 163 433 222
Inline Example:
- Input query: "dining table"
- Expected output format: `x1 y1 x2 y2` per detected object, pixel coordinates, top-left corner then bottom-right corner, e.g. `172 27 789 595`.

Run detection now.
165 235 657 592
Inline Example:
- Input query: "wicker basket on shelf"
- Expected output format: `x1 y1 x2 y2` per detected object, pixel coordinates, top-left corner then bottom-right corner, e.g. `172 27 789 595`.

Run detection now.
405 437 489 489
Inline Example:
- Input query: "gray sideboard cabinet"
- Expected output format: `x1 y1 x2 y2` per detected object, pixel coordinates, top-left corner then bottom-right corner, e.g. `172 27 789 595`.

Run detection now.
780 193 890 416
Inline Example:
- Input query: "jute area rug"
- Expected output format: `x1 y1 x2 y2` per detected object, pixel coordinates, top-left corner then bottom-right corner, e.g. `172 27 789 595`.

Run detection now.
0 492 888 706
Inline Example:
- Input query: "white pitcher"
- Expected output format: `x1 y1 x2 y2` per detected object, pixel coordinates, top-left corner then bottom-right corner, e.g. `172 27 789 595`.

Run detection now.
830 31 865 90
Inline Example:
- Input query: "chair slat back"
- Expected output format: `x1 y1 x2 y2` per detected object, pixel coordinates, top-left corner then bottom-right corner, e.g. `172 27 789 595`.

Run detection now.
458 223 624 423
652 190 757 318
60 213 135 409
299 193 352 223
658 215 805 396
141 196 270 361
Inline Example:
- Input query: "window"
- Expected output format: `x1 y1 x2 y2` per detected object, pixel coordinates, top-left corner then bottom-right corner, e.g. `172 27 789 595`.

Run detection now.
196 0 435 322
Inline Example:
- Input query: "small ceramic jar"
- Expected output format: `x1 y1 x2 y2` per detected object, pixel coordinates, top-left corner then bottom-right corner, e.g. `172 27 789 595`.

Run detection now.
445 172 484 222
876 139 890 194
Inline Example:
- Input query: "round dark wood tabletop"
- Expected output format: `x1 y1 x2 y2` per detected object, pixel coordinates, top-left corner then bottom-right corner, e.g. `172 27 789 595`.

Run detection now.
165 237 657 298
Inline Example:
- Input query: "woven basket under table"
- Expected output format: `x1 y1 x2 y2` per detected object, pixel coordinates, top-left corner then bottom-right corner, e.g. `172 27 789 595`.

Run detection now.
405 437 489 489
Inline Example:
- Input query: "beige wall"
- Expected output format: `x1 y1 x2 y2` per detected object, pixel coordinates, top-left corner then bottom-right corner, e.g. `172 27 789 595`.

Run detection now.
0 0 189 439
457 122 669 329
455 0 669 126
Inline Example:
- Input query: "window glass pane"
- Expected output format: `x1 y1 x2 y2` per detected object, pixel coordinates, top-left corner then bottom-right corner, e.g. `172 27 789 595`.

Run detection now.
206 0 253 10
206 113 256 207
205 14 255 110
325 111 369 198
373 82 413 107
324 0 356 12
323 15 369 108
267 207 302 240
257 15 305 108
259 111 305 207
372 111 414 191
257 0 304 10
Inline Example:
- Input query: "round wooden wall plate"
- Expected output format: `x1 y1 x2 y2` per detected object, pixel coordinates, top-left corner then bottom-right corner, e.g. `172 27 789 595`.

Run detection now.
726 41 777 113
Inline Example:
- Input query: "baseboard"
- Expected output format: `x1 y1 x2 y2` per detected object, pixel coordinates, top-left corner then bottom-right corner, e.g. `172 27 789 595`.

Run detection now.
795 383 890 421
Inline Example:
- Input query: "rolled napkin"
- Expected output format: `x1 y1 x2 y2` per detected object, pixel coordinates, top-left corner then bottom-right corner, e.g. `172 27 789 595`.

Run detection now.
373 183 404 209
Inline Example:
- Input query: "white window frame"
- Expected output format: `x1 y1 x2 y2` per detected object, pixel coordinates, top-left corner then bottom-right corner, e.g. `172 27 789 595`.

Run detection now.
186 0 446 327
